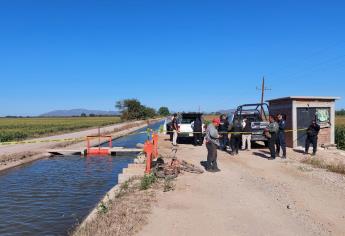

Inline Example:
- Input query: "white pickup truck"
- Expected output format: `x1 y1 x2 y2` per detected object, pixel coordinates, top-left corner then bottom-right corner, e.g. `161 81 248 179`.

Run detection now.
163 113 205 141
177 113 205 140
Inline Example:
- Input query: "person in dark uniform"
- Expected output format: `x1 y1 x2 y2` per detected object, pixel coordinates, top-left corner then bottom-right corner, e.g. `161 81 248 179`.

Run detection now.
305 119 320 156
167 116 174 142
230 116 242 156
193 116 203 146
218 114 229 151
276 114 287 159
265 115 279 160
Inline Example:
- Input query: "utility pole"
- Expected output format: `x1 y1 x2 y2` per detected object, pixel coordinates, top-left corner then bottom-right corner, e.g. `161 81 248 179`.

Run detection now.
256 77 271 117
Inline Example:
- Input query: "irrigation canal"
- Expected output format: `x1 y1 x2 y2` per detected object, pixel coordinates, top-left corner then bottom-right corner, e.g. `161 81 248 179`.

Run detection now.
0 121 162 236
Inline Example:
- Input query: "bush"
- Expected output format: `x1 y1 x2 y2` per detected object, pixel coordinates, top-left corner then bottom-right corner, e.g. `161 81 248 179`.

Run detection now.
158 107 170 116
335 126 345 150
140 174 156 190
116 99 157 120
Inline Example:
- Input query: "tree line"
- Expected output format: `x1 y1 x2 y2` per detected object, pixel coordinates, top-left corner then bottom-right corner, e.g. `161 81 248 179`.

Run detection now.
115 99 170 120
336 109 345 116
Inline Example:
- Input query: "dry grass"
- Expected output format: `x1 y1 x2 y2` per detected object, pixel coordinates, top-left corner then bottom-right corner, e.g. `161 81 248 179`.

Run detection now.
0 151 40 166
301 157 345 175
72 177 164 236
203 115 219 122
336 116 345 126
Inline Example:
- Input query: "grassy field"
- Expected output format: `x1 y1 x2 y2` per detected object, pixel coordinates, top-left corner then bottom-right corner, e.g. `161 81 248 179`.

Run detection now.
335 116 345 150
336 116 345 126
0 117 121 142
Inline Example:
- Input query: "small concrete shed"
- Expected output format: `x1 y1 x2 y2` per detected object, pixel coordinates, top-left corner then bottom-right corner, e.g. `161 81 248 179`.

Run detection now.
267 96 340 148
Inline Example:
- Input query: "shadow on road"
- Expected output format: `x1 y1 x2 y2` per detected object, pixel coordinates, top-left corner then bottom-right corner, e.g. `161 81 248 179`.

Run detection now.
259 150 271 155
293 149 305 154
253 151 269 159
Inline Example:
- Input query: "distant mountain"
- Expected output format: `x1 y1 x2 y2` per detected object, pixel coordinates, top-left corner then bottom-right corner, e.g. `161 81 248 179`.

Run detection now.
40 109 119 117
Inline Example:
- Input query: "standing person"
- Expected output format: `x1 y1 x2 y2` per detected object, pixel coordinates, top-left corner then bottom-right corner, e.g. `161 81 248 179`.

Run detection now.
172 113 179 146
204 118 221 172
218 114 229 151
305 119 321 156
276 114 287 158
167 116 174 142
265 115 279 160
230 116 242 156
192 116 203 146
241 118 252 151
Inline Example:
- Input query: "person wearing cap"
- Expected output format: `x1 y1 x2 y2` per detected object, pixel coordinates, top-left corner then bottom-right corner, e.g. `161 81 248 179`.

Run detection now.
305 119 320 156
204 118 221 172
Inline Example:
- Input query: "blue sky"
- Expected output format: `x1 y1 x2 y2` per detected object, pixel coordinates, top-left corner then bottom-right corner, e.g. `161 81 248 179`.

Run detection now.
0 0 344 116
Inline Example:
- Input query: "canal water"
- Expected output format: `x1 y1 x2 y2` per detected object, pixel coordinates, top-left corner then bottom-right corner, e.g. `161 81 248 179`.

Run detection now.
0 121 162 236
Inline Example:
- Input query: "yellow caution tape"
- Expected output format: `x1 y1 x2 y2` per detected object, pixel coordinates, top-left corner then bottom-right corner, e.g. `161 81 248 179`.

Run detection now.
0 131 150 146
165 128 308 135
0 137 85 146
0 129 309 146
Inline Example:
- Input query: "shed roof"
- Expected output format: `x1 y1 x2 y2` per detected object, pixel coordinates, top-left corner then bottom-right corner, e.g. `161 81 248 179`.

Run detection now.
267 96 340 102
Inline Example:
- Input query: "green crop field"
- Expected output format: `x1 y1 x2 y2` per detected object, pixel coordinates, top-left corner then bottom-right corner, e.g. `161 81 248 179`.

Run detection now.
0 117 121 142
336 116 345 127
336 116 345 150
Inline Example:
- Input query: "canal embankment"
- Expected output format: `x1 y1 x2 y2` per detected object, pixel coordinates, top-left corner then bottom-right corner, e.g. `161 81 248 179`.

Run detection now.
0 119 160 173
0 120 163 236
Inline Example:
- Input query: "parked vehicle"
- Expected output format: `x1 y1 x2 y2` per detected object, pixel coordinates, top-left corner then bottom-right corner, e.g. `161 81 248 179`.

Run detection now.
228 103 270 146
177 113 205 142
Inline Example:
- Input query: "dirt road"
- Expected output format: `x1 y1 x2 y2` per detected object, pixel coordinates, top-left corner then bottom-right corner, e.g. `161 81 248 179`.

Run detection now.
138 139 345 236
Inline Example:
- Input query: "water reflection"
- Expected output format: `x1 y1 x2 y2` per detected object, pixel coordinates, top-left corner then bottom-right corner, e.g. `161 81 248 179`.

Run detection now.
0 121 163 236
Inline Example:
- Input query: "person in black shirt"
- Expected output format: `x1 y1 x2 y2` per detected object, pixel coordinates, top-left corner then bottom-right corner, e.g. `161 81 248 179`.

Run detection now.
166 116 174 142
230 116 242 156
218 114 229 151
305 119 321 156
171 113 179 146
193 116 203 146
276 114 287 158
265 115 279 160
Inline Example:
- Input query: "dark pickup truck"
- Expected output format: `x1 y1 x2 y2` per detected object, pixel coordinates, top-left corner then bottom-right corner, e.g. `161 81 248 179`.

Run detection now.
228 103 270 146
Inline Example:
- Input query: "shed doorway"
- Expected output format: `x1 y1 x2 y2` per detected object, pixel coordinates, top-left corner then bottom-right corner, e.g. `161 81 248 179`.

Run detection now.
297 108 316 147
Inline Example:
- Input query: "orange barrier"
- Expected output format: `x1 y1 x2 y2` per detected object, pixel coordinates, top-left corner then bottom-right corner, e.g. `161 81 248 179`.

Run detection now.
143 132 160 174
86 135 112 156
152 133 159 158
144 140 153 174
